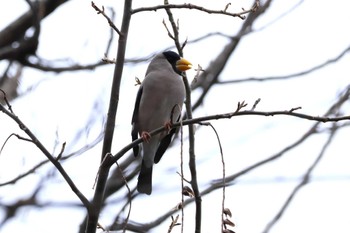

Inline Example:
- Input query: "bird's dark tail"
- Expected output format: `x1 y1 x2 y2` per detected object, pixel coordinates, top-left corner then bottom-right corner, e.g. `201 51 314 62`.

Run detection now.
137 161 153 195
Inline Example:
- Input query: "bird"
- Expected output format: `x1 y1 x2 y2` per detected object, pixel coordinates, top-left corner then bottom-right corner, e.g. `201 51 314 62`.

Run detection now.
131 51 192 195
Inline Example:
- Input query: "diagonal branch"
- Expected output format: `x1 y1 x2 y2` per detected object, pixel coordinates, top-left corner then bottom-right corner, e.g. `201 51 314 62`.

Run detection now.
0 130 103 187
262 123 338 233
190 0 272 112
0 0 68 48
100 83 350 232
110 84 350 232
0 102 90 210
218 44 350 84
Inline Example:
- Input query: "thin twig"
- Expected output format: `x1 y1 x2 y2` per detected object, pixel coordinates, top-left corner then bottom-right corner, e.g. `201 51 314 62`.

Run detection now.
162 0 201 231
168 215 180 233
218 45 350 84
163 0 182 53
0 131 103 187
107 105 350 168
91 1 122 36
0 89 14 113
251 98 261 111
262 123 338 233
179 116 185 233
0 133 32 157
55 142 66 161
200 123 225 232
115 160 132 233
0 103 90 209
87 0 133 232
106 94 350 232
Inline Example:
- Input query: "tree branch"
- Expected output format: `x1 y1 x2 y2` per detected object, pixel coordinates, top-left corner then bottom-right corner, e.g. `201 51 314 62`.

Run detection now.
0 0 68 49
0 101 90 210
190 0 272 112
162 1 201 231
91 1 121 36
262 122 338 233
0 0 41 61
218 44 350 84
106 104 350 169
132 2 260 20
86 0 133 232
108 84 350 232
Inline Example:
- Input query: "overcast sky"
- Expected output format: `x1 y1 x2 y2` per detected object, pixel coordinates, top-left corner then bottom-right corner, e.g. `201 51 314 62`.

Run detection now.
1 0 350 233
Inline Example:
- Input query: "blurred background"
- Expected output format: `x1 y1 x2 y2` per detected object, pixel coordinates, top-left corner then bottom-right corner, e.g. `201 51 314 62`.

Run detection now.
1 0 350 232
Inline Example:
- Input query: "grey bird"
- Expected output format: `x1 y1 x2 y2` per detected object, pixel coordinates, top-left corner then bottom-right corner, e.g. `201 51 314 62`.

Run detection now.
131 51 192 195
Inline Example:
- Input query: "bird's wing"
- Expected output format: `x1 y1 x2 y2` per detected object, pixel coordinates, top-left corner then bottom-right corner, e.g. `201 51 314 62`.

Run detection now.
131 86 143 157
153 128 176 164
153 114 180 164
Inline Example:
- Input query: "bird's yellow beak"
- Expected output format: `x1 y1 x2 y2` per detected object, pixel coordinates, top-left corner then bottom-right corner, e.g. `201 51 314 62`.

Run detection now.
176 58 192 72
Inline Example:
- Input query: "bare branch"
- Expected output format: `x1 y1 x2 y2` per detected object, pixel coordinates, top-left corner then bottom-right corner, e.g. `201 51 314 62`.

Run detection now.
251 98 261 111
0 104 90 209
262 123 338 233
218 44 350 84
114 160 132 233
0 0 67 48
0 0 40 61
163 0 182 54
0 89 14 113
91 1 121 36
199 122 226 232
179 118 185 233
224 3 231 12
162 19 176 41
0 183 43 225
0 111 104 187
55 142 66 161
162 1 202 231
117 85 348 232
22 57 108 73
132 2 260 20
191 0 272 111
254 0 303 33
0 133 33 158
167 215 181 233
108 106 350 170
87 0 133 232
0 63 22 102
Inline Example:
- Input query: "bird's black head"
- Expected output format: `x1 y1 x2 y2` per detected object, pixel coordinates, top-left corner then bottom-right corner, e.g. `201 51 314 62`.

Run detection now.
163 51 182 75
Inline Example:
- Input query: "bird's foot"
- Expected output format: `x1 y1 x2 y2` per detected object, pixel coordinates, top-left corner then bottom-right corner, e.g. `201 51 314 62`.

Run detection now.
141 131 151 142
164 121 172 132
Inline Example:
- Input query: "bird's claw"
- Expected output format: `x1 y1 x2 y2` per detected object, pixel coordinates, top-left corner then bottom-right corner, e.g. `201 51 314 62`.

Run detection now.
164 121 172 132
141 131 151 142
